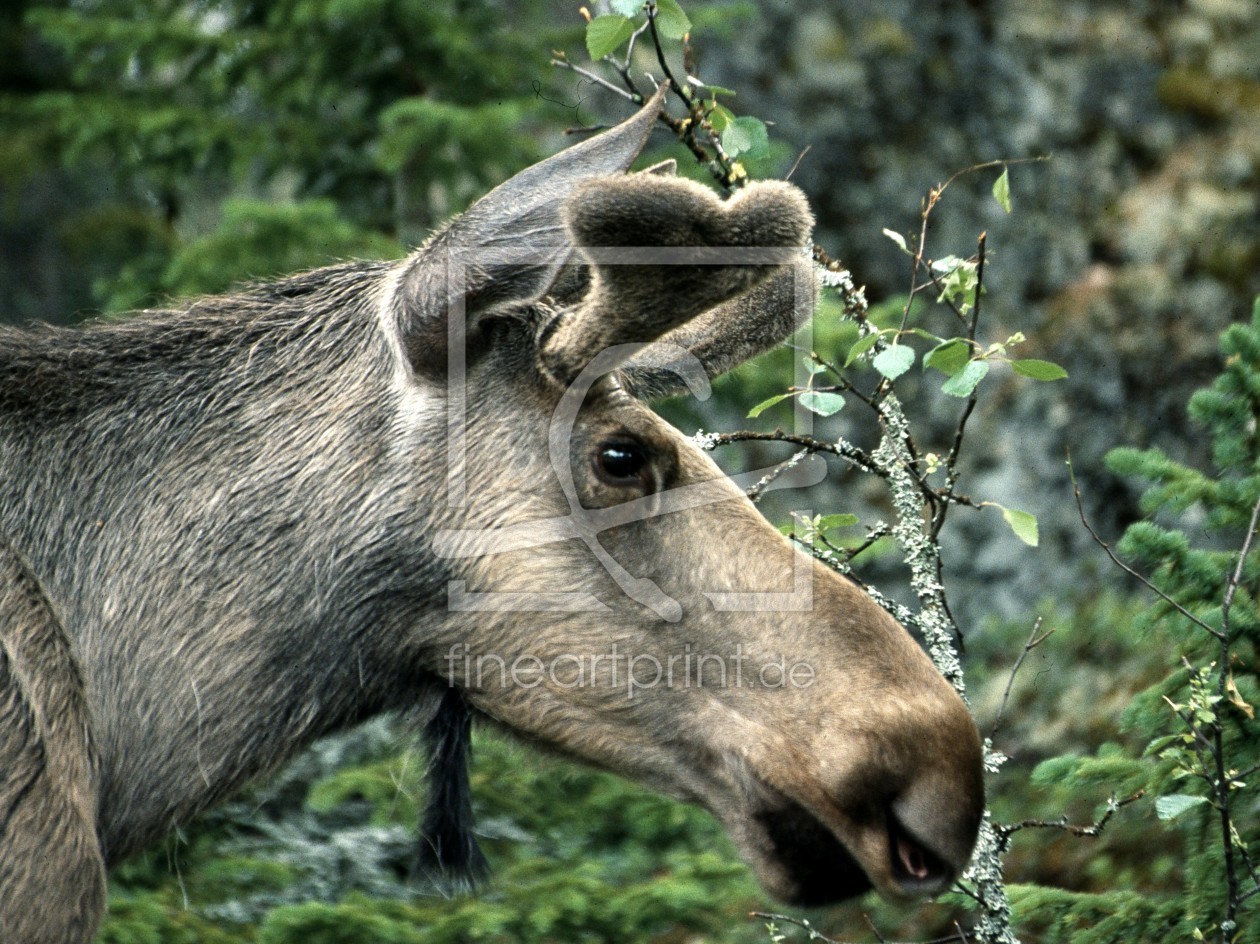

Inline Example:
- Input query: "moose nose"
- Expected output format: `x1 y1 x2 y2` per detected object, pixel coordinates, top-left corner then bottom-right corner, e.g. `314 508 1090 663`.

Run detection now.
887 808 955 896
886 766 984 896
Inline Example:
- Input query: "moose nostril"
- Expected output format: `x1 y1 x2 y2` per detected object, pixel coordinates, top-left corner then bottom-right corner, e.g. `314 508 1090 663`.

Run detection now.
894 831 931 881
887 814 949 888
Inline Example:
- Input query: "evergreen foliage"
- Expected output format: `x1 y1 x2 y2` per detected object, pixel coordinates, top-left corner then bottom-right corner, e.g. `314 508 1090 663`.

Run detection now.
1024 299 1260 943
1 0 559 318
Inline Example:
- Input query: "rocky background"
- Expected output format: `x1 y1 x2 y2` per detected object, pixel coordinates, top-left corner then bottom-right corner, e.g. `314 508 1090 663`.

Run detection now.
658 0 1260 627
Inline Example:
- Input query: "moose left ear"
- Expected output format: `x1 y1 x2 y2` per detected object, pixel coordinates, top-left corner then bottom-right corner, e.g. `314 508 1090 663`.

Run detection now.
391 86 668 377
536 176 813 386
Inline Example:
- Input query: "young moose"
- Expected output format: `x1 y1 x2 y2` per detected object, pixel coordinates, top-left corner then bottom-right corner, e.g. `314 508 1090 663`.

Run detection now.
0 88 983 941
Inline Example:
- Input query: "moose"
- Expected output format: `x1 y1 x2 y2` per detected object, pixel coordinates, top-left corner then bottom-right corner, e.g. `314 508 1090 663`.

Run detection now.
0 87 984 942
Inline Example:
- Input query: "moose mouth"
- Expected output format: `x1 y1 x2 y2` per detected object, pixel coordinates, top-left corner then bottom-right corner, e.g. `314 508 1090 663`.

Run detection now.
745 778 956 906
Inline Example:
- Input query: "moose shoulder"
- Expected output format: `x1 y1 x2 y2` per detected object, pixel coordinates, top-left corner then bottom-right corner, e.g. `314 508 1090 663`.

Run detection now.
0 88 983 942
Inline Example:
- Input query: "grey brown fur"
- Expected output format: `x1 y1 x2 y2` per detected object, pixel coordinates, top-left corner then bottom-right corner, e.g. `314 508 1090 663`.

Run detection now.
0 87 984 942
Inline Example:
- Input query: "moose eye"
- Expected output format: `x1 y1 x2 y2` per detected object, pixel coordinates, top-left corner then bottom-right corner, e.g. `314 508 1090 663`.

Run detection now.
593 440 650 487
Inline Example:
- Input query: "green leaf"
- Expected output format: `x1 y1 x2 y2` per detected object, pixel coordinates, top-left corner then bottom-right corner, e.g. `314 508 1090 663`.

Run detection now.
798 390 845 416
708 103 734 133
882 228 909 253
845 331 885 367
873 344 915 380
1011 358 1069 381
586 15 635 59
931 254 968 274
802 355 828 375
935 259 980 313
1000 507 1040 547
654 0 692 39
1155 794 1208 821
721 116 769 159
993 166 1012 213
609 0 645 15
688 77 736 97
747 392 793 418
817 513 860 531
924 338 971 375
941 359 989 397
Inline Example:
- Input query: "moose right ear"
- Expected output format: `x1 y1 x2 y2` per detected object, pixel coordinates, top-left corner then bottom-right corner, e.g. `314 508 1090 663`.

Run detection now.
387 85 668 377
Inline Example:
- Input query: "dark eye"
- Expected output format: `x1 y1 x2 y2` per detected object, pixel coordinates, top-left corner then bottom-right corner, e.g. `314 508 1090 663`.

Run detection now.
594 440 650 487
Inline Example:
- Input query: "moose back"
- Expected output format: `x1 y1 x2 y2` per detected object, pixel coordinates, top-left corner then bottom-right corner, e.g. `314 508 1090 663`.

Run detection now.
0 89 984 942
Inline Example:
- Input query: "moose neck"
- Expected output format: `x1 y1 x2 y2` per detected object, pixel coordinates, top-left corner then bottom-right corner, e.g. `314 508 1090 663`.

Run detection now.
0 262 450 862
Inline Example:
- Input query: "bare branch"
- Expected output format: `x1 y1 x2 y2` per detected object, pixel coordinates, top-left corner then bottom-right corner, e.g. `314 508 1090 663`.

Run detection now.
746 448 811 503
707 429 878 475
932 232 987 544
550 57 640 102
785 144 812 182
1219 492 1260 642
1069 453 1225 641
749 911 970 944
750 912 843 944
989 616 1054 740
996 791 1145 840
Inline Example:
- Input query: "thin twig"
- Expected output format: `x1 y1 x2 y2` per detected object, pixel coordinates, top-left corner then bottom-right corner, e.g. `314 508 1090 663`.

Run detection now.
932 232 987 547
989 616 1054 739
785 144 812 181
751 912 843 943
749 912 970 944
645 3 691 111
1219 492 1260 643
708 429 878 475
746 448 811 503
996 790 1145 840
1211 492 1260 937
1069 453 1224 641
550 57 640 101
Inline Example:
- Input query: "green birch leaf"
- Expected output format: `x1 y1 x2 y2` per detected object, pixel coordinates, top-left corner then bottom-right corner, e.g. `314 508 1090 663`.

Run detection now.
721 116 768 158
873 344 915 380
1156 794 1208 821
1011 358 1069 381
1001 507 1040 547
993 166 1012 213
654 0 692 39
798 390 845 416
748 392 792 418
845 331 884 367
687 76 736 97
609 0 645 15
586 15 635 59
925 338 971 375
931 254 968 274
941 359 989 397
883 228 909 253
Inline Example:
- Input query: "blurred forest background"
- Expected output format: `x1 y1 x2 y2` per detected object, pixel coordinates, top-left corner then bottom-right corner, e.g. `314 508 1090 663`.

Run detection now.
2 0 1259 941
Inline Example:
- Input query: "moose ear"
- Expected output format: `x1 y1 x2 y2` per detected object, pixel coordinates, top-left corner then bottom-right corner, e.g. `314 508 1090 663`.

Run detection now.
390 85 668 376
617 261 818 400
536 176 813 387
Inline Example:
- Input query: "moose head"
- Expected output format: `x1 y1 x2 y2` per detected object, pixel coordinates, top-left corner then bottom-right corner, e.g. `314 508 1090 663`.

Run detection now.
407 86 986 904
0 86 983 942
